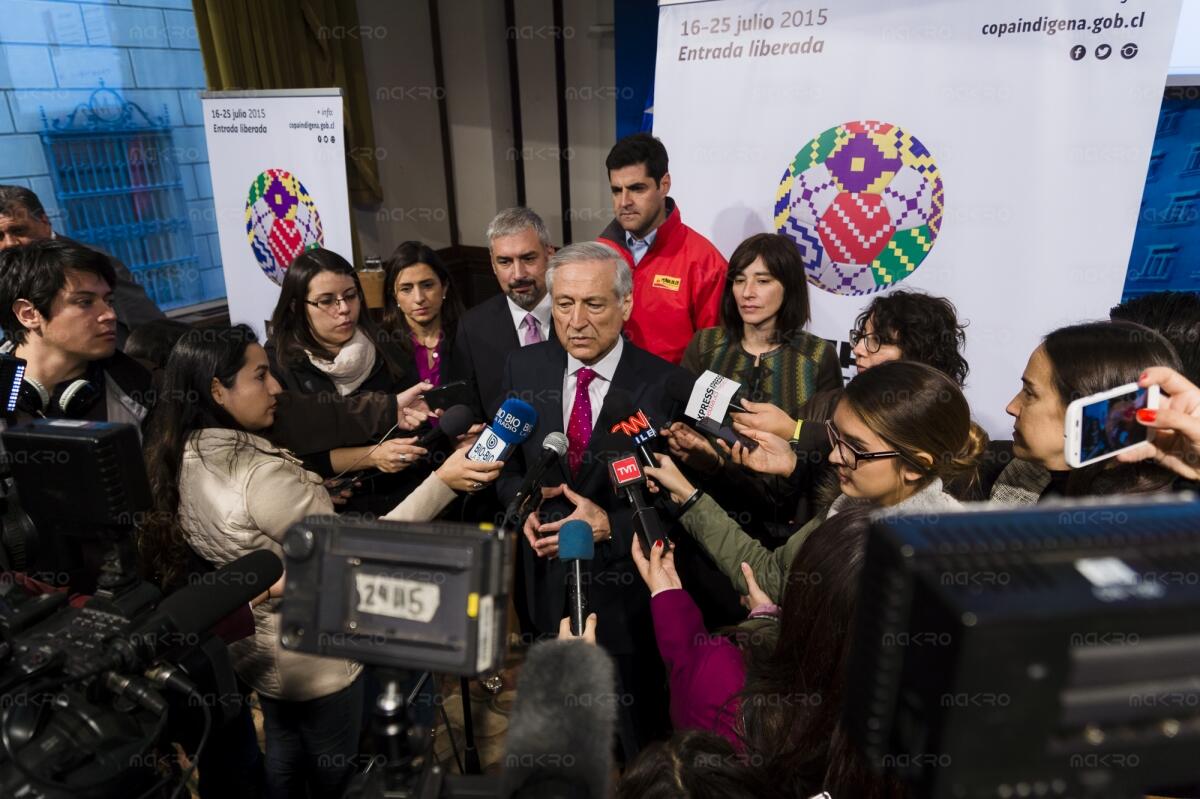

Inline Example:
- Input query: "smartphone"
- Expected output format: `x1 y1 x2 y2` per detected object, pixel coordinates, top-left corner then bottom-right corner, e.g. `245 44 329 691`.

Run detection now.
423 380 472 412
1064 382 1159 468
696 416 759 451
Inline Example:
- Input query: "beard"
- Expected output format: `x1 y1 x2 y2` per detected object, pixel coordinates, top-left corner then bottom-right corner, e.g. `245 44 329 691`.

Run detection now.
506 281 541 310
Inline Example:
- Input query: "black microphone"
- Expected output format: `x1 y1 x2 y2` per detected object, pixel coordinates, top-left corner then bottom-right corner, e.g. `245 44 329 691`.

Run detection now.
559 520 593 636
606 389 660 468
607 454 668 552
503 432 569 528
106 550 283 671
501 637 616 798
416 403 476 448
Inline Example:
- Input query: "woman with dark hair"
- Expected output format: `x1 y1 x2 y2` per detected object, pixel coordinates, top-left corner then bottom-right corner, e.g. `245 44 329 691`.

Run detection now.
665 234 842 554
267 248 428 509
628 509 905 798
139 325 501 799
993 320 1183 502
381 240 465 388
678 232 841 416
646 360 987 601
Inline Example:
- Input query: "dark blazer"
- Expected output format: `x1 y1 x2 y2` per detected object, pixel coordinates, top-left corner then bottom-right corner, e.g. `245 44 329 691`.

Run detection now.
496 338 687 655
451 293 522 418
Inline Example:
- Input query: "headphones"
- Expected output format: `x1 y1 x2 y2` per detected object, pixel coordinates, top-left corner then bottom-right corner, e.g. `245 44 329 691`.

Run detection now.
17 375 102 418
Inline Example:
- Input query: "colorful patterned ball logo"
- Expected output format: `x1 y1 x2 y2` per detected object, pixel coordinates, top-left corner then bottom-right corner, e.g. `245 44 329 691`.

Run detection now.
245 168 325 285
775 120 943 296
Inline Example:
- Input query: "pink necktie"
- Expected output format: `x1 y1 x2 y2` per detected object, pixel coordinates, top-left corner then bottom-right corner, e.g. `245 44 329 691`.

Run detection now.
521 313 543 346
566 367 597 475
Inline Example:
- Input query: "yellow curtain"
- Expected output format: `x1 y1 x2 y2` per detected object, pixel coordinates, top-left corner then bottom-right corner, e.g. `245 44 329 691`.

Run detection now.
193 0 382 207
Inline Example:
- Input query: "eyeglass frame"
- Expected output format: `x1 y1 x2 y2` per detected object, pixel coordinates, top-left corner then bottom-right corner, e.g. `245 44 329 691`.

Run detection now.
305 289 361 313
848 327 895 355
825 419 926 472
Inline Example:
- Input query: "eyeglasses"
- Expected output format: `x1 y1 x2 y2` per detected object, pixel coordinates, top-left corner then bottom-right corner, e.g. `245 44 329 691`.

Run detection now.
849 328 893 354
825 420 906 471
306 289 360 313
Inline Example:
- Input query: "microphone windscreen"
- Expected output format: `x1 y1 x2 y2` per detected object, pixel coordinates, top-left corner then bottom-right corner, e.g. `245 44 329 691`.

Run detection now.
155 550 283 636
558 520 594 561
502 639 616 799
542 431 569 457
491 398 539 445
438 404 477 439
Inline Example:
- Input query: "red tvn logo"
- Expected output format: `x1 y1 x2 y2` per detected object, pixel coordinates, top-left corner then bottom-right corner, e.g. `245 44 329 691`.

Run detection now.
610 411 651 437
610 455 642 486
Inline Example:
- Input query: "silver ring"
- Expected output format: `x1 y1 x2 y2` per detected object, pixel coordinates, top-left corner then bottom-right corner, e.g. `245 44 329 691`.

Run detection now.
472 481 482 490
399 453 408 462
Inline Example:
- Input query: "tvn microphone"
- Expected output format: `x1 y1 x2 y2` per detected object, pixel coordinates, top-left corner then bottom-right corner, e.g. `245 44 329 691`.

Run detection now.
559 520 593 636
503 432 569 528
467 397 538 463
607 453 669 552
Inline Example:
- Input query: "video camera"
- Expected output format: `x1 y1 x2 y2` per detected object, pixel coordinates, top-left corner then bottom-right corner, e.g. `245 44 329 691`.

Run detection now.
280 514 515 798
0 417 275 799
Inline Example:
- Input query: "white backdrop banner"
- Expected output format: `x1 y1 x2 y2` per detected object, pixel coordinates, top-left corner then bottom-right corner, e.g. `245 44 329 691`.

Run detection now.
202 88 352 340
653 0 1181 433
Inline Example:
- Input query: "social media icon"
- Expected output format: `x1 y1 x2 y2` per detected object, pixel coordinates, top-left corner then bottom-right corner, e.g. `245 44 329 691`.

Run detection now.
1070 45 1087 61
1096 43 1112 60
1121 43 1139 59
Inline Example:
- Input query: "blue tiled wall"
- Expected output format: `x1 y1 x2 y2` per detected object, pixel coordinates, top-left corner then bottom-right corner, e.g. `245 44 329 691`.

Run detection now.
0 0 225 309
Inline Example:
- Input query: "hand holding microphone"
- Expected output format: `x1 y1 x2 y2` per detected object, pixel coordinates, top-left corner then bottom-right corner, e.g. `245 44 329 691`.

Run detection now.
630 533 681 595
642 453 696 505
559 519 594 636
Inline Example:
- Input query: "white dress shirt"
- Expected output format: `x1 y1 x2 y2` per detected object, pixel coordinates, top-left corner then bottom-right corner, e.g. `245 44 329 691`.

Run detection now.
562 336 624 430
506 293 552 344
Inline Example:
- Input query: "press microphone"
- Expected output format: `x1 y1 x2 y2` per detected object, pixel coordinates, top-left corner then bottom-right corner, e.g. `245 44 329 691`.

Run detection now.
664 371 758 451
665 370 749 418
607 453 669 552
503 432 569 528
104 550 284 672
606 389 660 468
416 403 476 449
501 637 616 798
559 520 593 636
467 397 538 463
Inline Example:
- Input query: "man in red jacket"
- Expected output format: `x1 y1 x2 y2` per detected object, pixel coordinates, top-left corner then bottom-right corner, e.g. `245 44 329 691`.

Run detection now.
597 134 727 365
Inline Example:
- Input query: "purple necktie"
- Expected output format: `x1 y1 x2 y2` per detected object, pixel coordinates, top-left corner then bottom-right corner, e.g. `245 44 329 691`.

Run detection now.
566 367 597 475
521 313 543 346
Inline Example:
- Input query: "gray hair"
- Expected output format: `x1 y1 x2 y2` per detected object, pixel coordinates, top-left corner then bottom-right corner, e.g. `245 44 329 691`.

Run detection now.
486 207 552 249
546 242 633 301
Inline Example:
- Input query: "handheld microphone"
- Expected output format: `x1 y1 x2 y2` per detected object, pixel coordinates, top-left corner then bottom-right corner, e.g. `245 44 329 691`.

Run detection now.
559 520 593 636
105 550 284 672
503 432 569 528
606 389 660 468
467 397 538 463
607 453 669 552
416 403 476 449
665 370 749 420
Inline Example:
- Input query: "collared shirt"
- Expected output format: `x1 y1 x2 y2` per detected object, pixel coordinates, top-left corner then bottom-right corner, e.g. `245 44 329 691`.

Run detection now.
625 228 658 266
562 336 624 431
506 292 552 345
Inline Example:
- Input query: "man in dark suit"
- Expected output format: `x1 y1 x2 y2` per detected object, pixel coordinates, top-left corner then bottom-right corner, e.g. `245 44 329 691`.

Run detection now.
0 185 165 346
497 240 685 751
452 207 555 417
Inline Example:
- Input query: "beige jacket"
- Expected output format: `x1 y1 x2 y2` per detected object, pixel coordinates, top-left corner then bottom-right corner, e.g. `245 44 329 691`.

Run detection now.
178 428 457 701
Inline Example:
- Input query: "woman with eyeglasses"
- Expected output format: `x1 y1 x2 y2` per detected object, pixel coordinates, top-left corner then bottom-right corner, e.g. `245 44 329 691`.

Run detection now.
267 248 428 512
381 241 464 393
645 360 986 602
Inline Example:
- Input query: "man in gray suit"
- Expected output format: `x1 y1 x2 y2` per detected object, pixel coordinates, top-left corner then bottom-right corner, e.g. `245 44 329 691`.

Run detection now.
0 185 165 346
